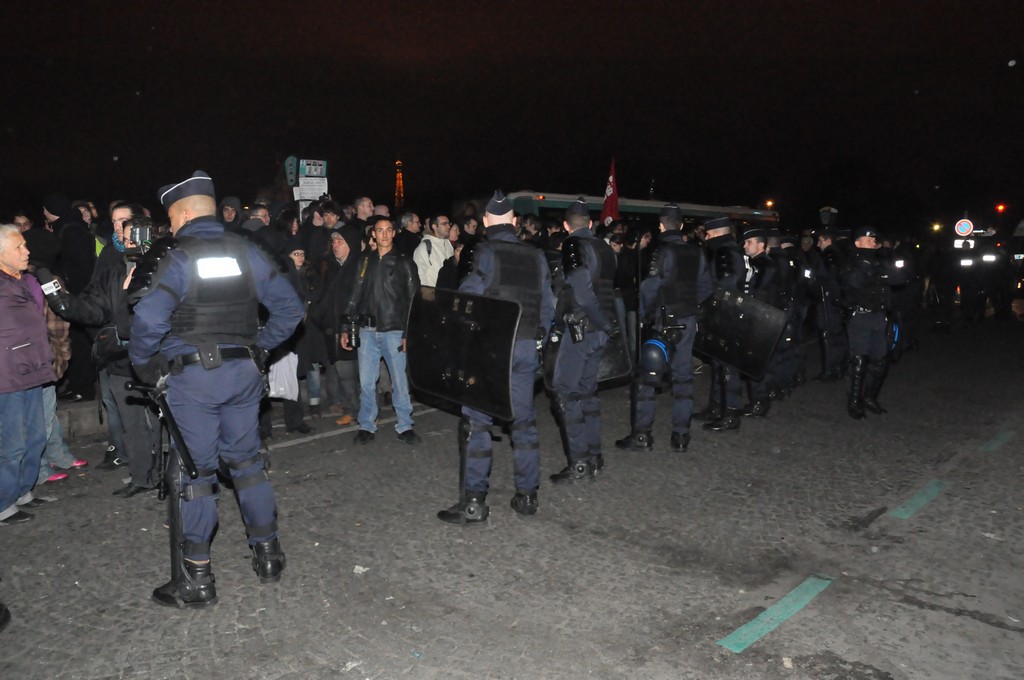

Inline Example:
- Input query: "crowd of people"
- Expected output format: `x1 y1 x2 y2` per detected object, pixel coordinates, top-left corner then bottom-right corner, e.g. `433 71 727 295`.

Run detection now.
1 176 1016 613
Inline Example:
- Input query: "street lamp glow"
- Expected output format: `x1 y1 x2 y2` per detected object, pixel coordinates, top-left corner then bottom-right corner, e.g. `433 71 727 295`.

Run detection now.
765 199 774 210
931 223 942 232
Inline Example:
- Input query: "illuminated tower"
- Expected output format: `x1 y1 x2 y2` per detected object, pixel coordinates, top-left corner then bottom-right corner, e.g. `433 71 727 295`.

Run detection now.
394 159 405 209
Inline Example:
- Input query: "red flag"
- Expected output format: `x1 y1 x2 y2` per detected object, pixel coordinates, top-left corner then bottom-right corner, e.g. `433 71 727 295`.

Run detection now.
600 159 619 226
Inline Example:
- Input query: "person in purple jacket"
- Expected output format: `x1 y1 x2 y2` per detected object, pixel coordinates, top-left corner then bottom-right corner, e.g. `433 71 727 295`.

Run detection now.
0 223 57 527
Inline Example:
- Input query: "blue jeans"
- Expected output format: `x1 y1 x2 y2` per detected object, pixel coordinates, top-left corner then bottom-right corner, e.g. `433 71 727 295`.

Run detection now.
356 329 413 433
0 386 46 513
38 385 76 484
306 362 322 406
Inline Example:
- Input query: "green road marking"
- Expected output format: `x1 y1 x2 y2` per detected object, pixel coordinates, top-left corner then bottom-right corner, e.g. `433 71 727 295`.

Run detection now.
717 575 834 653
980 431 1014 452
889 479 948 520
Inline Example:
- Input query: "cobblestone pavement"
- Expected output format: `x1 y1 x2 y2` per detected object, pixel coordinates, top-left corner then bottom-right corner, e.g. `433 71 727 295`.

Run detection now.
2 320 1022 679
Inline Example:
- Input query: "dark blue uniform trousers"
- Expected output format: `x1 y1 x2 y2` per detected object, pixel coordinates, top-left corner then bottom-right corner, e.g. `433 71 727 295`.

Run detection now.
847 310 888 394
847 310 887 360
552 330 608 463
634 321 696 435
463 339 541 493
166 359 278 561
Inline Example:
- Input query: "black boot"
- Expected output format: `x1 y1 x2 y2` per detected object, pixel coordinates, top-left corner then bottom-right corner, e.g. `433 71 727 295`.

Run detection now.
863 357 888 414
692 403 721 421
741 400 771 418
703 409 741 432
251 538 286 584
438 491 489 525
863 396 886 414
670 432 690 452
614 431 653 451
847 355 867 420
95 445 127 470
152 560 217 608
549 459 596 485
510 489 538 516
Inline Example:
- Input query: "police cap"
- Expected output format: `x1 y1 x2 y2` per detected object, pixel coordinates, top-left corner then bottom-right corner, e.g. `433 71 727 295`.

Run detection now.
565 196 590 220
660 203 684 221
853 226 879 240
742 227 768 241
703 216 733 232
158 170 216 210
485 190 512 217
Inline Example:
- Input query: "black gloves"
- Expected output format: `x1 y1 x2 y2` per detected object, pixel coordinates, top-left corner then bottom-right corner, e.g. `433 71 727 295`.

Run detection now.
132 355 168 385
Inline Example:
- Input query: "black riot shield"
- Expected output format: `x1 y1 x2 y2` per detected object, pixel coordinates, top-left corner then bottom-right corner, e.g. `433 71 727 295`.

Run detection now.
407 286 521 421
694 288 787 381
543 290 633 390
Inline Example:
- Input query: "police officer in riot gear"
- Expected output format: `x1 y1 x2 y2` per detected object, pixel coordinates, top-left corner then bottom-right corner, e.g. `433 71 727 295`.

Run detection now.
437 191 555 523
549 198 620 483
615 204 712 452
888 234 921 358
698 216 747 431
740 228 780 417
779 232 814 388
129 171 304 607
814 228 849 380
839 226 905 419
763 229 797 401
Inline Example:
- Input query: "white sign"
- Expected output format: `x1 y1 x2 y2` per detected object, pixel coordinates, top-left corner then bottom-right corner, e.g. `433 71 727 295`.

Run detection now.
299 159 327 178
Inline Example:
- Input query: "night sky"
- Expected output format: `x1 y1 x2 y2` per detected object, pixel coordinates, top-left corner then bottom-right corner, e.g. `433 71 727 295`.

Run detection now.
4 1 1022 233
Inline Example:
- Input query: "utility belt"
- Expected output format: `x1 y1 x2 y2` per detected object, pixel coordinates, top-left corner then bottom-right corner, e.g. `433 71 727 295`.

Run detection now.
171 346 256 373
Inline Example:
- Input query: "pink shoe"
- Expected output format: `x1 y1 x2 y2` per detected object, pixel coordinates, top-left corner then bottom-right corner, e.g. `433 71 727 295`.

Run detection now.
70 459 88 469
46 472 70 484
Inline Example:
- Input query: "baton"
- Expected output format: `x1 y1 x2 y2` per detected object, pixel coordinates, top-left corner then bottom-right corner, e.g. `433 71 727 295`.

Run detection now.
126 381 199 480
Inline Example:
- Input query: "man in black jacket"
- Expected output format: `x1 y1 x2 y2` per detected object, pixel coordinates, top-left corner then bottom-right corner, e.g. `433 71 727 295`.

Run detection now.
311 227 363 426
339 219 421 444
43 194 97 401
41 215 157 496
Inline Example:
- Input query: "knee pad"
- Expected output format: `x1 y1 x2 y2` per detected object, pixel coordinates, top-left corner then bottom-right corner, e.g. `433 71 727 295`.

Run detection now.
225 453 270 493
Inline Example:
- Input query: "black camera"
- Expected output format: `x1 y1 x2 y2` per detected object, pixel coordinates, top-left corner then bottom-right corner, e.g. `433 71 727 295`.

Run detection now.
124 216 154 260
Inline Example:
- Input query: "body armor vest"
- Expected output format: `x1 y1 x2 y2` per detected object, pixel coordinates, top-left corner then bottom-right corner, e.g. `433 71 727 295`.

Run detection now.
169 233 259 347
708 237 746 292
563 236 617 329
655 241 701 318
485 241 543 340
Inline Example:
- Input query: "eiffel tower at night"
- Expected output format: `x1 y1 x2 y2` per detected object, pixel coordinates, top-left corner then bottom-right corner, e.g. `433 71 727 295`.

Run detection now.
394 159 404 209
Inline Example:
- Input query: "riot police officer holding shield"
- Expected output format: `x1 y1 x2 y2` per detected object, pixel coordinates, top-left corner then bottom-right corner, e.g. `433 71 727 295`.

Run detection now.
436 191 555 523
129 171 304 607
698 217 748 431
615 204 712 452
